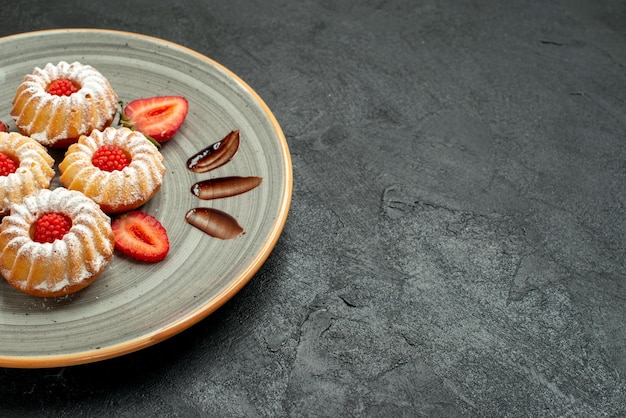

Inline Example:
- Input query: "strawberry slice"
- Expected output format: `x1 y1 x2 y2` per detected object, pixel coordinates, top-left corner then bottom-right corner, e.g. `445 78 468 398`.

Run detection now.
0 121 7 132
121 96 188 143
111 211 170 262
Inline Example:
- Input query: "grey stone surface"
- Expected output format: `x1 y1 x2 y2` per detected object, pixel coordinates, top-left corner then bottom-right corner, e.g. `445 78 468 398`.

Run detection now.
0 0 624 416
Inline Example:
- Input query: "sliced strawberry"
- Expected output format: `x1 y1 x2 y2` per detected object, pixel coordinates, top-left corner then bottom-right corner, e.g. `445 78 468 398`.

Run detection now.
121 96 188 143
111 211 169 262
0 121 7 132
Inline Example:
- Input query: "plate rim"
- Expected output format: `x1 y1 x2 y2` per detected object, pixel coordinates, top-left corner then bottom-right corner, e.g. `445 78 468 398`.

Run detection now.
0 28 293 368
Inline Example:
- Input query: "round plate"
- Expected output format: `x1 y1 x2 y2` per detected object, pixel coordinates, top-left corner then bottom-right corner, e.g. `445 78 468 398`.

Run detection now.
0 29 292 368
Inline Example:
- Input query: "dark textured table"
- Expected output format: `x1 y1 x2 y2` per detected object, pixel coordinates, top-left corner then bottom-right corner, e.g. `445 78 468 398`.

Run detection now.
0 0 624 416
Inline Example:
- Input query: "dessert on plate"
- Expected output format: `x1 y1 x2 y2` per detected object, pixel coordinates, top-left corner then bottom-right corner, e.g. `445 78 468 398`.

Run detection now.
0 187 114 297
11 61 118 148
0 132 55 216
59 126 166 214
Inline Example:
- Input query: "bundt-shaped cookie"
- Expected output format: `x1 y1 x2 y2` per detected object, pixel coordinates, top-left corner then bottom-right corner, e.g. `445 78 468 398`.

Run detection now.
0 132 55 216
0 187 114 297
11 61 119 148
59 127 166 214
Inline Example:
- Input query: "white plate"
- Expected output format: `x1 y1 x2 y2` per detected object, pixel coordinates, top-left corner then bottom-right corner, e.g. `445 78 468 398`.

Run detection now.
0 29 292 368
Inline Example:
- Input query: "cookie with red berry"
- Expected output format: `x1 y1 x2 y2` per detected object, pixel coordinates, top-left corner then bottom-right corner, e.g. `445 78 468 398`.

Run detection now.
0 132 55 216
59 127 166 214
0 187 114 297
